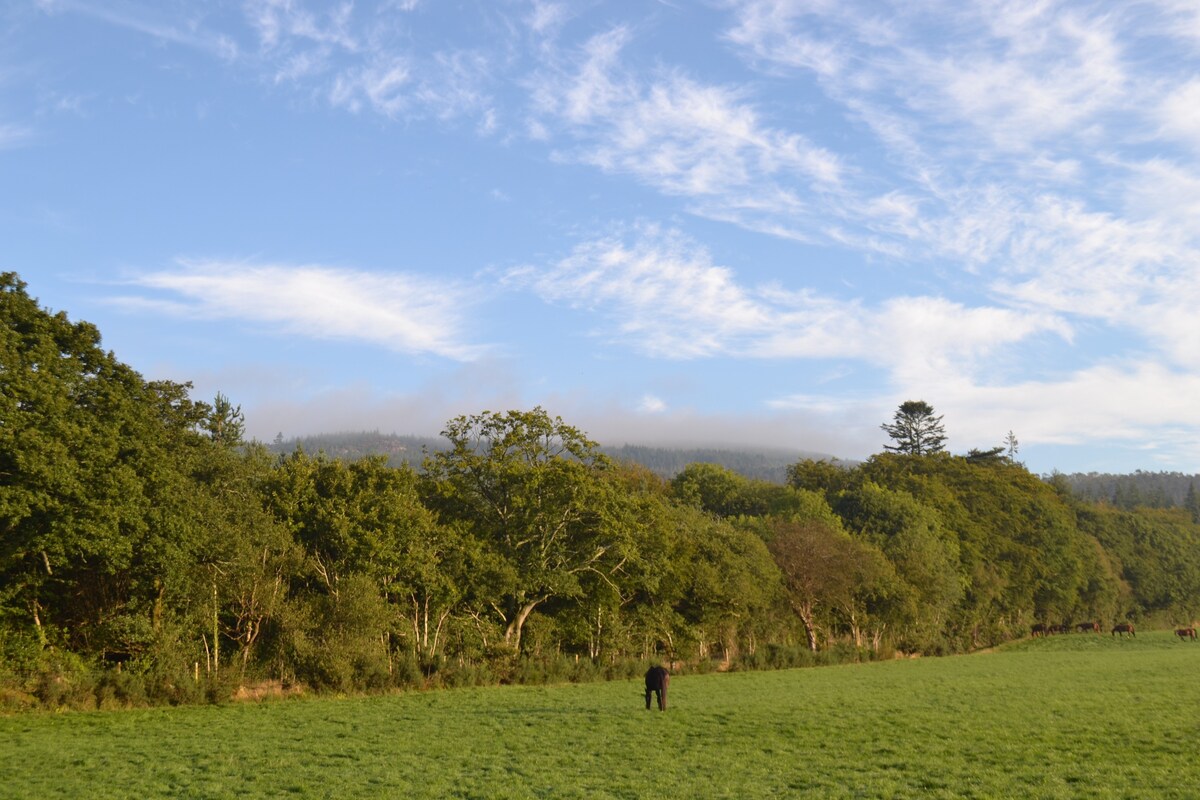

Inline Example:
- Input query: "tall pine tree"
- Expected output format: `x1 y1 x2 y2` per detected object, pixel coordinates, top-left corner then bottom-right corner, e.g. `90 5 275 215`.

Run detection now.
880 400 947 456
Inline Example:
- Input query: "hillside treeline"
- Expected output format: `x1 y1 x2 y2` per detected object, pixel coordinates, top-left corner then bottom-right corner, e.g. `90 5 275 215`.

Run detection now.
1061 470 1200 514
268 433 810 483
4 271 1200 710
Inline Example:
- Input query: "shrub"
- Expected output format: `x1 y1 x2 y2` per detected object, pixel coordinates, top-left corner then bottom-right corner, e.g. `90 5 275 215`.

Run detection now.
32 649 97 710
94 668 149 710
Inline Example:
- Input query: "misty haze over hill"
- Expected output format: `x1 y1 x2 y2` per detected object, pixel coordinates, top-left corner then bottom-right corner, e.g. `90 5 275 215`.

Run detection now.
264 431 1200 509
265 430 843 483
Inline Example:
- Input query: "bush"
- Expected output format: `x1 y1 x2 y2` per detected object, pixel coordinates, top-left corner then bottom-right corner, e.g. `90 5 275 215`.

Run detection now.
32 649 97 710
0 687 37 712
437 661 497 689
0 629 43 686
94 668 149 710
734 643 817 671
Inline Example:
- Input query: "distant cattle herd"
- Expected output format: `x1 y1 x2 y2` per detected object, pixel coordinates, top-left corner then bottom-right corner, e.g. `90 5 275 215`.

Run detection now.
1029 622 1197 640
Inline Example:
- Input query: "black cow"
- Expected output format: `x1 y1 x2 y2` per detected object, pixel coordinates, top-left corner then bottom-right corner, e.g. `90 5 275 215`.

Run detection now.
645 666 669 711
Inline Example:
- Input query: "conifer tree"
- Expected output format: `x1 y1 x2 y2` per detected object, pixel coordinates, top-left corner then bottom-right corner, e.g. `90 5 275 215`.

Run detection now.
880 400 947 456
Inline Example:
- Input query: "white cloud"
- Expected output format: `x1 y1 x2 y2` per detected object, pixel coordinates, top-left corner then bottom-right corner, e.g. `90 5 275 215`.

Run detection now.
716 0 1200 379
114 261 488 361
245 0 359 53
512 227 1069 382
723 0 850 78
37 1 498 126
0 122 32 149
329 56 411 116
911 7 1128 153
638 394 667 413
532 27 846 237
930 361 1200 449
528 1 568 37
508 226 772 358
1157 78 1200 151
768 360 1200 467
35 0 240 60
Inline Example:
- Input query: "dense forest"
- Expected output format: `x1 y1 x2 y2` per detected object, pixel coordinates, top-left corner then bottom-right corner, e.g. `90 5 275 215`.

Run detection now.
1060 471 1200 513
4 271 1200 711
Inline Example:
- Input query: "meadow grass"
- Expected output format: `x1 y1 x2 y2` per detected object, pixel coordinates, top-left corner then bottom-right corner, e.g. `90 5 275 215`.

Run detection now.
3 631 1198 799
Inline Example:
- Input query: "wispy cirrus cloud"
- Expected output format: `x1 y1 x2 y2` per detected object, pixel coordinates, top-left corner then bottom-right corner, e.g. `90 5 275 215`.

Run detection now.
508 226 1069 385
0 122 32 149
245 0 498 124
529 27 850 243
34 0 239 60
34 0 498 125
718 0 1200 372
112 261 488 361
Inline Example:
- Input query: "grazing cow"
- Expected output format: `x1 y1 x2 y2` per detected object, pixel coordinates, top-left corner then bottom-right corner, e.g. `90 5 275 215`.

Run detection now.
1076 621 1101 634
1031 623 1047 638
1048 624 1071 635
1175 627 1197 641
1111 623 1136 638
645 666 669 711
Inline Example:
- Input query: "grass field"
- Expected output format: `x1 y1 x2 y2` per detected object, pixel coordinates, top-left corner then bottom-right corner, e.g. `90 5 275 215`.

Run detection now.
3 631 1199 799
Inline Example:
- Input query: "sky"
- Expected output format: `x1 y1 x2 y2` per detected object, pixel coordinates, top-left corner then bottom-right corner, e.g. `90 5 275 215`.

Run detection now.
4 0 1200 476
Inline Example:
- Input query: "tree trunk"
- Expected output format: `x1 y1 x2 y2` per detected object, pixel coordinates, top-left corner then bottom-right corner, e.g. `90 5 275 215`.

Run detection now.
797 603 818 651
212 581 220 672
31 598 47 648
504 598 543 651
152 578 164 633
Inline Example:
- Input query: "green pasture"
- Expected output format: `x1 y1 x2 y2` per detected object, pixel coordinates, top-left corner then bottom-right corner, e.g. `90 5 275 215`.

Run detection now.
3 631 1198 799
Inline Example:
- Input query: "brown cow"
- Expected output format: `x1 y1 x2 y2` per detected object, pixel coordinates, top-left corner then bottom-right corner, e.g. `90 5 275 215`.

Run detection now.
1111 623 1136 638
1175 627 1197 641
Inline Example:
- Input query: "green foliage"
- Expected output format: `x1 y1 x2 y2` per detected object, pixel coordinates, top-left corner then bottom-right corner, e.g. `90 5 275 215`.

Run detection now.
4 271 1200 710
671 462 761 517
202 392 245 446
786 458 854 496
834 481 962 649
421 408 640 651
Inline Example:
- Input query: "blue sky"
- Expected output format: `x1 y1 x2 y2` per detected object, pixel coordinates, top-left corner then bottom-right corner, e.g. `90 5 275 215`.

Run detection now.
5 0 1200 476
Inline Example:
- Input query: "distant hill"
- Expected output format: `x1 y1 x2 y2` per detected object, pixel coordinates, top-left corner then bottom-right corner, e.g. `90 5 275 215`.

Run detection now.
266 431 446 469
600 444 844 483
264 431 843 483
1057 470 1200 510
264 433 1200 504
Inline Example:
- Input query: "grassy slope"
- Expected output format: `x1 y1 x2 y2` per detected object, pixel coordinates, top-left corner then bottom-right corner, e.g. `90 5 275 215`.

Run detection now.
3 632 1198 799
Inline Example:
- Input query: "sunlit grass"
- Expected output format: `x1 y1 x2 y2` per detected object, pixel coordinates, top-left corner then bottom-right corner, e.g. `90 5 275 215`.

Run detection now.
4 631 1199 798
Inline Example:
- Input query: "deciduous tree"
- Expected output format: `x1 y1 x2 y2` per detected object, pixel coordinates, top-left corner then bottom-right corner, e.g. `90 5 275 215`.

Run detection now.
421 408 636 651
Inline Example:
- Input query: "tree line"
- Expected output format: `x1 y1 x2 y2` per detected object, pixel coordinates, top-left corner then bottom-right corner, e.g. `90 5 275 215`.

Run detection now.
268 433 809 484
3 271 1199 710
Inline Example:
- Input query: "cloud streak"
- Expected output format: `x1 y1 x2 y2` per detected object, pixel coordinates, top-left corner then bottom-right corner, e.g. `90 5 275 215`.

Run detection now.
113 262 488 361
511 226 1070 379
